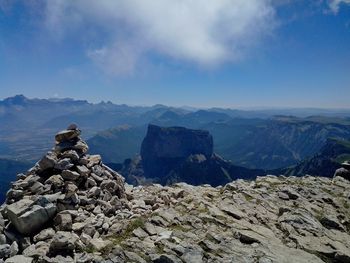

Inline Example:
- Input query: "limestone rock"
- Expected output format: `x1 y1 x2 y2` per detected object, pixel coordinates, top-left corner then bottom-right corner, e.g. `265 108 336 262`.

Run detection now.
49 231 77 253
55 129 81 143
4 255 33 263
6 198 56 235
334 167 350 180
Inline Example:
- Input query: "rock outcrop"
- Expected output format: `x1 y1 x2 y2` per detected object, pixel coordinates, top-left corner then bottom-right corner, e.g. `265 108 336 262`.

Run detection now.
115 175 350 263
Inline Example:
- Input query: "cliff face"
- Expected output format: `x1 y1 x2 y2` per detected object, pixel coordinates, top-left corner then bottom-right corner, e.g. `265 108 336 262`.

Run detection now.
139 125 215 184
141 125 214 159
279 138 350 177
132 124 264 186
141 125 213 179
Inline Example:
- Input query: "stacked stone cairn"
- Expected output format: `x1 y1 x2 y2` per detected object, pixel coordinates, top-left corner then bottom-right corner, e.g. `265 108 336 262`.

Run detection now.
0 125 126 262
334 161 350 180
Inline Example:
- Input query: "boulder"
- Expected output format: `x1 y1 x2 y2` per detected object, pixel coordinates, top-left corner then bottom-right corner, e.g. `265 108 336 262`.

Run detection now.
34 228 55 242
6 198 57 235
54 213 72 231
334 167 350 181
0 244 11 258
55 129 81 143
88 238 112 252
61 170 80 181
4 255 33 263
49 231 77 253
38 152 57 171
54 158 74 171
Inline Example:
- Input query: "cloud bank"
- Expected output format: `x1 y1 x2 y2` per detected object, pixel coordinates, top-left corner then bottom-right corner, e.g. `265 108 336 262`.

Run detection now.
43 0 275 75
329 0 350 13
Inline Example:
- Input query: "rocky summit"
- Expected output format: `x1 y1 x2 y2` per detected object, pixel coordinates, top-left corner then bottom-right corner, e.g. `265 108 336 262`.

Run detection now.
0 127 349 263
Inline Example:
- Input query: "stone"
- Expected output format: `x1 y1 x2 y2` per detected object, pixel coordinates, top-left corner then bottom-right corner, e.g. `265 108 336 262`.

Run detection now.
88 186 101 198
88 238 112 252
220 204 245 220
9 242 18 257
278 191 290 200
6 189 24 201
86 155 101 168
30 182 44 194
334 167 350 181
152 254 181 263
65 183 78 198
72 222 85 232
341 161 350 170
54 213 72 231
54 158 74 170
34 228 55 242
0 234 6 245
124 251 147 263
0 244 11 258
4 255 33 263
67 124 78 130
38 152 57 171
55 129 81 143
132 227 148 239
6 199 57 235
49 231 77 253
156 231 173 241
73 141 89 154
181 249 203 263
319 215 344 231
279 187 299 200
45 175 64 188
85 178 96 188
61 170 80 181
76 165 90 177
61 150 80 162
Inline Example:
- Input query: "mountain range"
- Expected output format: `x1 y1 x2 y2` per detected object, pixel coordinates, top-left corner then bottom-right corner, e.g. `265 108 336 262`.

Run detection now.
1 94 350 176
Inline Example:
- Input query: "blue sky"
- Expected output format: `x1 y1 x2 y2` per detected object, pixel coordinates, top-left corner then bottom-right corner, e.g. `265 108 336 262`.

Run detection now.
0 0 349 108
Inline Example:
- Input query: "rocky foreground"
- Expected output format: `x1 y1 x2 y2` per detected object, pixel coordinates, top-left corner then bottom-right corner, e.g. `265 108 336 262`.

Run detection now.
0 127 350 262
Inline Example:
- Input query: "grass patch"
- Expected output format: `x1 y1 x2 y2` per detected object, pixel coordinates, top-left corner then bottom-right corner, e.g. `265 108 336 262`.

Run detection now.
242 193 254 202
155 243 165 254
110 218 145 245
169 224 189 232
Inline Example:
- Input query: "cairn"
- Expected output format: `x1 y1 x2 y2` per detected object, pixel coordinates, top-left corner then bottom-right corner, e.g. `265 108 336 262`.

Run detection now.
334 161 350 180
0 125 126 262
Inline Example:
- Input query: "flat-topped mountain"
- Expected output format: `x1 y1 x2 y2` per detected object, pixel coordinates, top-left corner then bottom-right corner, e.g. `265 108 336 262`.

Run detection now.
120 125 265 186
141 125 214 179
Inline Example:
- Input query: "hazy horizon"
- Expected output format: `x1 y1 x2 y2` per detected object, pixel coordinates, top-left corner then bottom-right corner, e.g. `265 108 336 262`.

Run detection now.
1 1 350 108
2 94 350 111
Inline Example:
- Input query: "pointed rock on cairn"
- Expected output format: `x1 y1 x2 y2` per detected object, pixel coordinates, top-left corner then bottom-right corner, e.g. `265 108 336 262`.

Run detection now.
334 161 350 181
0 125 126 262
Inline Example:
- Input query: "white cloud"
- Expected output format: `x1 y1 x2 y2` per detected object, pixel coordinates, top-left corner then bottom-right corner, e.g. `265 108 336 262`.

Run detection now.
329 0 350 13
43 0 275 75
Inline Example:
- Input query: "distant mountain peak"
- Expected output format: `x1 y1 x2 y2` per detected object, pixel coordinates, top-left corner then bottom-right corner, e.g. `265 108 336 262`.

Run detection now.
2 94 29 105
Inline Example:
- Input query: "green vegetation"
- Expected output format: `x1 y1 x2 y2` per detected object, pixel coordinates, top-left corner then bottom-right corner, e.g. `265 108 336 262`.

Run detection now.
110 218 145 245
